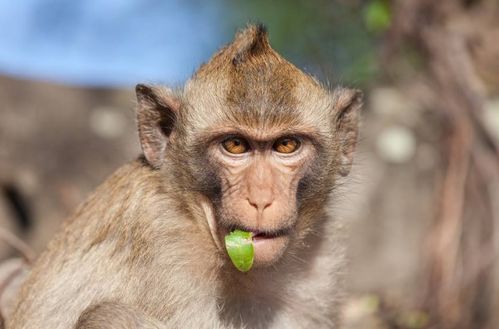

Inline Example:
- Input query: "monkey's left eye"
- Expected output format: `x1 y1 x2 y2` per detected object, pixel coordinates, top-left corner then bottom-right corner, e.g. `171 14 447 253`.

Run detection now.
222 137 250 154
273 137 301 154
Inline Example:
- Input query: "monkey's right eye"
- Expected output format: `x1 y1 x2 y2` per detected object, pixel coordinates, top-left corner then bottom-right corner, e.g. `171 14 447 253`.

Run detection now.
222 137 250 154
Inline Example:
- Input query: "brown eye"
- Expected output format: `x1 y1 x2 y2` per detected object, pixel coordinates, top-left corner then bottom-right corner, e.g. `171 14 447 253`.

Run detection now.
222 137 250 154
273 137 300 154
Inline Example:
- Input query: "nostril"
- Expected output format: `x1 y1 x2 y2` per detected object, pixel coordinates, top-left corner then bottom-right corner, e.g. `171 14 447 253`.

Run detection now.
246 198 273 211
247 199 258 209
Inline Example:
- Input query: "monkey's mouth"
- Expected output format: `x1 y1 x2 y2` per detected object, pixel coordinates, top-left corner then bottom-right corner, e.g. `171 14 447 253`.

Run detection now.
227 225 291 242
220 224 292 267
251 229 289 242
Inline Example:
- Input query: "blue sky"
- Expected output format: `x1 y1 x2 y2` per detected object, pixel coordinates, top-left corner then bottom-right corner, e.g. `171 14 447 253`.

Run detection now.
0 0 227 87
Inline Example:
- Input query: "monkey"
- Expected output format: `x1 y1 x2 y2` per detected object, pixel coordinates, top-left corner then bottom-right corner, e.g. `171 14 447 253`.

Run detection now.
7 24 362 329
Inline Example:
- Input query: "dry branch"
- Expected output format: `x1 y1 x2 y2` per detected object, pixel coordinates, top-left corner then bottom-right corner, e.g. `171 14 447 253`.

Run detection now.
386 0 499 328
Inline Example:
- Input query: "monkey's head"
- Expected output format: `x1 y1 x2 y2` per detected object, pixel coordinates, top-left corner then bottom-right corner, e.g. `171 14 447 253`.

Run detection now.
135 25 361 268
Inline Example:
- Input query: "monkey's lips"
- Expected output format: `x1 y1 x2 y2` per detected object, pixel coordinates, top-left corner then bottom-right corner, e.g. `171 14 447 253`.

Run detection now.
250 229 288 242
252 233 290 266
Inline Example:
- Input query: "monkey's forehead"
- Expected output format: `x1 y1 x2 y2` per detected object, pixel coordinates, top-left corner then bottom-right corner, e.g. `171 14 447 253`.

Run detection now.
182 72 333 134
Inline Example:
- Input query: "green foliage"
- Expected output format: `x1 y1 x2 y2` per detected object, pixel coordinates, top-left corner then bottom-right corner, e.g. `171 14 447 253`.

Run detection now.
396 310 430 329
364 0 392 33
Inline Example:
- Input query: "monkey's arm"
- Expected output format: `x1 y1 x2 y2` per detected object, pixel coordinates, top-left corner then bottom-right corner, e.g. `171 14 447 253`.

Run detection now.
74 302 169 329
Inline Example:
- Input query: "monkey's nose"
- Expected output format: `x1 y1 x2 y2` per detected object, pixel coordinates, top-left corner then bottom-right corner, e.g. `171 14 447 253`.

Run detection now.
247 195 273 213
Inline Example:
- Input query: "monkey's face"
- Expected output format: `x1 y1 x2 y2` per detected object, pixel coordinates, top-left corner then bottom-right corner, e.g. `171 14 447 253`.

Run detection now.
134 25 362 269
204 131 317 267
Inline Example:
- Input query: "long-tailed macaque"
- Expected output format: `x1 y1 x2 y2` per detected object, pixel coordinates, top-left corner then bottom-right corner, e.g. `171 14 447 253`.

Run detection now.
7 25 362 329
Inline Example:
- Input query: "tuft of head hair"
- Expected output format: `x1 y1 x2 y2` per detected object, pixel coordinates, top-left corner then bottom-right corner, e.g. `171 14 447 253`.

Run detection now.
230 24 272 65
193 24 283 80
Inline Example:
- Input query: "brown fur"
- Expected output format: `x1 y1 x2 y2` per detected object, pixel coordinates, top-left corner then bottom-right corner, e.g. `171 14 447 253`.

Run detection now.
7 25 361 329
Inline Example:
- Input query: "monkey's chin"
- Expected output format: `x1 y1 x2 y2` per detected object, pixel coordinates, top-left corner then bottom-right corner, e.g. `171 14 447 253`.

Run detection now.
251 235 290 267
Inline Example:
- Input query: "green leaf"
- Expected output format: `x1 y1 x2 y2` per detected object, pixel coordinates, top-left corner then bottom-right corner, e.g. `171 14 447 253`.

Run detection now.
225 230 254 272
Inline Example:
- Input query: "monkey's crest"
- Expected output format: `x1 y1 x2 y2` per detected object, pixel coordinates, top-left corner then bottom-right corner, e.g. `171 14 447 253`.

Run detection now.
230 24 272 65
192 24 289 82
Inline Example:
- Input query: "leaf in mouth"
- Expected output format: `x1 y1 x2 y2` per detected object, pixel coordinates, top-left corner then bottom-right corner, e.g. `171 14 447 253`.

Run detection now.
224 229 254 272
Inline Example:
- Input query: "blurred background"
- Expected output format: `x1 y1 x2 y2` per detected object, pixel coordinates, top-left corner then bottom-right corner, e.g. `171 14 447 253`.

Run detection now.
0 0 498 328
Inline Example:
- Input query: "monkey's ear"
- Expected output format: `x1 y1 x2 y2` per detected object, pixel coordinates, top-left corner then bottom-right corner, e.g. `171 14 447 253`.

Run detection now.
135 84 180 169
332 88 363 177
